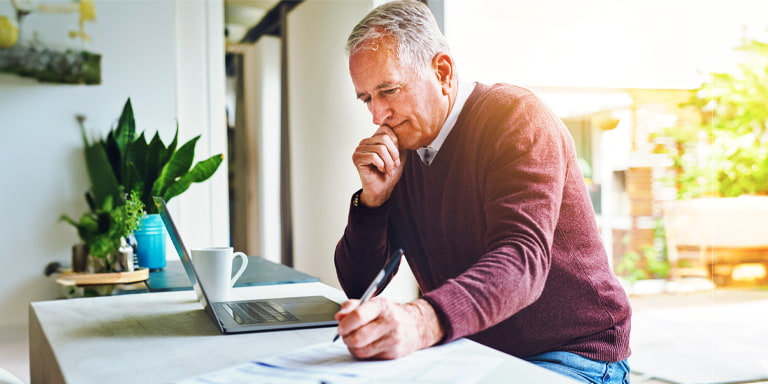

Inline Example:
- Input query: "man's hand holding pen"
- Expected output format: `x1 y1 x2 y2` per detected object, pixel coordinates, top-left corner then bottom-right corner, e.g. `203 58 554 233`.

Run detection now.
333 249 445 360
335 297 444 360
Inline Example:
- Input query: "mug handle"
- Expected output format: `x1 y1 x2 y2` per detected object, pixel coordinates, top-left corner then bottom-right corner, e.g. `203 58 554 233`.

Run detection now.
230 252 248 287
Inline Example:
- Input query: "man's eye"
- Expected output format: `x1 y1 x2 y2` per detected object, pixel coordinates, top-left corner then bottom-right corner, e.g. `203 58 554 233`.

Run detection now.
382 88 399 96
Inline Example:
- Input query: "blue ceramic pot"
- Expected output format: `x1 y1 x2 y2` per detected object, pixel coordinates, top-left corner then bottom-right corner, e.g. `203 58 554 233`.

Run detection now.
134 213 166 270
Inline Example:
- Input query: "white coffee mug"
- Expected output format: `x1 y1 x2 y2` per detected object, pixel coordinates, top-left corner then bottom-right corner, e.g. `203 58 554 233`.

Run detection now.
190 247 248 302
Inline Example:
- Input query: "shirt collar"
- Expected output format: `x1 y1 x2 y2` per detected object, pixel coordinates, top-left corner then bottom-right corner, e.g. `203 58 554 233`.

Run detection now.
417 77 476 165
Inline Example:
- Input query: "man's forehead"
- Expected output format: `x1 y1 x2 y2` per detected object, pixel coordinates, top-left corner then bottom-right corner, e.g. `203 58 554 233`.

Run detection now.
350 51 404 90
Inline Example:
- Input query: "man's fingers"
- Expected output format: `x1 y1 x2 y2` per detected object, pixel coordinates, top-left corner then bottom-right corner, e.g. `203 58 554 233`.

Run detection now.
348 333 397 360
373 128 401 168
335 299 360 322
337 298 389 344
337 298 383 332
354 134 400 175
354 145 395 175
339 298 416 360
372 125 399 146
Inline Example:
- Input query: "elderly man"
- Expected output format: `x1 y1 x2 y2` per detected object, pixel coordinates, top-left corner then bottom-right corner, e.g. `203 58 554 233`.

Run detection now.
333 1 631 383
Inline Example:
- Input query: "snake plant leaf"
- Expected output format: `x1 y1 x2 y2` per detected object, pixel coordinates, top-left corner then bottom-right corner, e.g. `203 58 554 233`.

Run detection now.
115 98 136 147
124 130 165 210
124 131 148 193
104 132 122 182
151 135 199 197
146 131 223 213
79 120 122 209
143 127 179 175
103 98 136 184
145 133 165 178
85 191 96 212
160 154 224 203
153 129 177 173
73 97 223 214
126 162 145 200
166 123 179 158
164 135 199 180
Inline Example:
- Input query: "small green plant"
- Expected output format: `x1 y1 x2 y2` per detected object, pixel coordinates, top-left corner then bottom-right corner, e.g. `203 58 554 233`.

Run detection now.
616 220 670 283
617 245 670 284
60 191 144 270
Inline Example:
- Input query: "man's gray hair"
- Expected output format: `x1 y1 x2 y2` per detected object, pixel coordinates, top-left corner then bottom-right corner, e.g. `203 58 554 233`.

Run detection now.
346 0 450 75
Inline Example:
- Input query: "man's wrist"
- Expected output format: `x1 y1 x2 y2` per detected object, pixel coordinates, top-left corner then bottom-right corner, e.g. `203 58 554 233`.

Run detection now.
355 189 387 208
407 298 445 349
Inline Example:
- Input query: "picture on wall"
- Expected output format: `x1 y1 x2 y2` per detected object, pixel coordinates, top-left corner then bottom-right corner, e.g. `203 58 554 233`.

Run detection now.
0 0 101 84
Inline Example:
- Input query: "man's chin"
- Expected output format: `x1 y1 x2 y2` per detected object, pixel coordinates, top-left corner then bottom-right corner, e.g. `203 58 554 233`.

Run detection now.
390 127 419 150
395 138 422 151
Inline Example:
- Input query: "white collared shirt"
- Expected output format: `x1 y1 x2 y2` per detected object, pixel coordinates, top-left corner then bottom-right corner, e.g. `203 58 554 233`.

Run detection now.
417 78 476 166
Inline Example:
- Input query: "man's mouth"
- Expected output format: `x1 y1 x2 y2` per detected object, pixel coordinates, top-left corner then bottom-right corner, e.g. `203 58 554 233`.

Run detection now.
388 120 407 132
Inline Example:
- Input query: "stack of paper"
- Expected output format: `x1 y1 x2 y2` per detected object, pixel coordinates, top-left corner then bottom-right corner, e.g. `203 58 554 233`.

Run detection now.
173 339 502 384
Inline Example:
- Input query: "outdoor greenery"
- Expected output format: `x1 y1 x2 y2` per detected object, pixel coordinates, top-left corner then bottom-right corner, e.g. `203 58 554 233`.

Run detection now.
617 245 670 283
661 38 768 199
616 220 670 283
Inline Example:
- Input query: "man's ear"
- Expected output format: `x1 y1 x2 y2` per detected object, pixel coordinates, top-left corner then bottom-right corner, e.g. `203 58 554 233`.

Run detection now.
432 52 454 94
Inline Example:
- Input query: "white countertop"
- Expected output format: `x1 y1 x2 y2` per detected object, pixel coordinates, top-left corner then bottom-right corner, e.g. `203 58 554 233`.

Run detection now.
29 282 576 384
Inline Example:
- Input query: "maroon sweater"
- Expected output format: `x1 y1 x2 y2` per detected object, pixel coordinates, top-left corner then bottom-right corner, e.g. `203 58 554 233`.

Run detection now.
335 83 631 362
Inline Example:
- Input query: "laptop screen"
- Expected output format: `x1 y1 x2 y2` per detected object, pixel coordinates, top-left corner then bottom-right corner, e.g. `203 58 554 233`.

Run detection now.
153 196 213 313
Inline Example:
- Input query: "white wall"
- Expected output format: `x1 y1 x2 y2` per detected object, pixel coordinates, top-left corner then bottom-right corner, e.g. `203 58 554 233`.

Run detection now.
174 0 229 251
253 37 282 264
0 0 226 329
227 36 282 263
287 0 419 302
287 0 372 287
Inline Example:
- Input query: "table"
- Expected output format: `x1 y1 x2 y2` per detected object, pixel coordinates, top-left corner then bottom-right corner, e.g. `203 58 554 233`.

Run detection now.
52 256 318 297
146 256 319 291
29 282 578 384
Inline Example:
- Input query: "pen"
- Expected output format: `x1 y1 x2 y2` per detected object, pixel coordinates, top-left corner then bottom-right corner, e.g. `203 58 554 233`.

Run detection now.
332 248 404 342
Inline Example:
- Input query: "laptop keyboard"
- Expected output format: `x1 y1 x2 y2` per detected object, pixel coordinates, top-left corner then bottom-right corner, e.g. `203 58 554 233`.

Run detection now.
224 301 300 325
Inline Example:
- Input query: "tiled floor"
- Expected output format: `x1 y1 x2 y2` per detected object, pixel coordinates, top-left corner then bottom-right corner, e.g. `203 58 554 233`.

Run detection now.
4 287 768 384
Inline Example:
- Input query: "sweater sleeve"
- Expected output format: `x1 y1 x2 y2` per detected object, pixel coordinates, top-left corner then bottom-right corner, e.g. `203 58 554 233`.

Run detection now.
334 190 392 299
422 89 572 343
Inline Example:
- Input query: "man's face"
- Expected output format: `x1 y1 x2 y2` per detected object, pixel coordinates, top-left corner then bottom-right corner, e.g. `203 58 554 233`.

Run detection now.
349 39 449 150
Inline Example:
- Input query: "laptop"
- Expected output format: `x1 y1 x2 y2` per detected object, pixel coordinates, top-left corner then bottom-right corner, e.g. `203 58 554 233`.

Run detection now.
153 196 341 334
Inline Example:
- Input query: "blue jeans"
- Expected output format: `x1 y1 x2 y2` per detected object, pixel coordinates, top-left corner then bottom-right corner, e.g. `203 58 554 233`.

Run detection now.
525 351 630 384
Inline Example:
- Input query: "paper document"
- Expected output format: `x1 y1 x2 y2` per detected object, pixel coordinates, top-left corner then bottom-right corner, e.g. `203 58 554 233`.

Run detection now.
173 339 502 384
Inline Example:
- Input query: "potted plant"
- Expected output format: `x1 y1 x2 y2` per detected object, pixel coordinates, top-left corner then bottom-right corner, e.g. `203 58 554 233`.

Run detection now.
60 191 144 273
72 98 224 270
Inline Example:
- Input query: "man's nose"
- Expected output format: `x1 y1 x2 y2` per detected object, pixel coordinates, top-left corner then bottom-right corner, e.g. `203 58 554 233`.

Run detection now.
370 100 391 126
